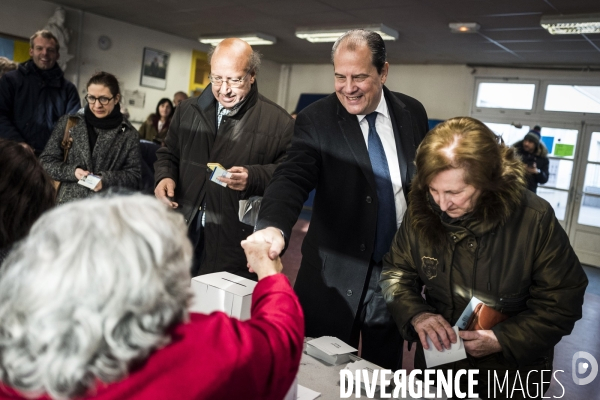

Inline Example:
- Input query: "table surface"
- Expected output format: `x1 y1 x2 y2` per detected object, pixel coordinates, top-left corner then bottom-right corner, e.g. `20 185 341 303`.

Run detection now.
297 347 452 400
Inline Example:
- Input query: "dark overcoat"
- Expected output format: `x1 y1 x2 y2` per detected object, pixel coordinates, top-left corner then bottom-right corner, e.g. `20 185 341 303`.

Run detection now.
40 111 141 204
154 83 294 278
256 86 429 343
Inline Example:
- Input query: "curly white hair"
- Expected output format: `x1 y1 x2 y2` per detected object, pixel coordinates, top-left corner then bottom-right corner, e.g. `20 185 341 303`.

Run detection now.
0 194 192 399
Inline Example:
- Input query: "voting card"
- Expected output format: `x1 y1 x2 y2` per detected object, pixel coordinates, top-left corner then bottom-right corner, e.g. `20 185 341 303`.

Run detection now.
210 165 232 187
423 326 467 368
77 174 101 190
297 384 321 400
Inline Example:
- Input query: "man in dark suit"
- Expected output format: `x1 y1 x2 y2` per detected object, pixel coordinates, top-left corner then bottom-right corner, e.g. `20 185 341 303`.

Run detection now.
249 30 429 369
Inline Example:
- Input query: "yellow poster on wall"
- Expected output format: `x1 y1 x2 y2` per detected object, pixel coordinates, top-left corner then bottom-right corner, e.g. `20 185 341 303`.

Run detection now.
13 40 30 63
189 49 209 97
0 34 29 63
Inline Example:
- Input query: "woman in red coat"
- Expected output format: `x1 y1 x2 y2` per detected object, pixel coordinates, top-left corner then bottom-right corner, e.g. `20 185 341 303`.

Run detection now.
0 194 303 400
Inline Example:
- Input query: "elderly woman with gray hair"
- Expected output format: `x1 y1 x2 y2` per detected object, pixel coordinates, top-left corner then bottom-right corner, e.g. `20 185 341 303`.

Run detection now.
0 195 304 400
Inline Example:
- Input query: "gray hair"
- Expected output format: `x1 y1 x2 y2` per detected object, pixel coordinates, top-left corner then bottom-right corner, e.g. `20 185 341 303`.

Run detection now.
331 29 387 74
0 194 192 399
207 45 262 75
30 29 59 52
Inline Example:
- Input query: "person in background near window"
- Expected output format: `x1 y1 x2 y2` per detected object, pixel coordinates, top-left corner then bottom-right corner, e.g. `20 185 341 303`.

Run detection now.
0 194 303 400
0 57 18 78
381 117 586 398
0 138 55 265
173 90 188 107
0 30 80 155
138 98 174 145
39 71 141 204
513 125 549 193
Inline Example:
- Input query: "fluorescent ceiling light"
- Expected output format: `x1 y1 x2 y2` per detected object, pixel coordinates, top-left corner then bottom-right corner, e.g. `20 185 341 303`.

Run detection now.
295 24 398 43
541 13 600 35
198 33 276 46
449 22 480 33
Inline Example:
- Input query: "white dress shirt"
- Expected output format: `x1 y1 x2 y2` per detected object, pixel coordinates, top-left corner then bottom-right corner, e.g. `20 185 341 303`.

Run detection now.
357 92 406 228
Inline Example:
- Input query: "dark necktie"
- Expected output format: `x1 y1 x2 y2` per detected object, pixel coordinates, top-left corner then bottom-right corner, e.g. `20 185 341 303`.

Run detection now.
366 112 397 263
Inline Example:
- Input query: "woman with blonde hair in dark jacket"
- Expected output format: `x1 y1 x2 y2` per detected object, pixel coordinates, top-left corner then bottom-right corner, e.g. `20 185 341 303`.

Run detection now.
381 116 587 399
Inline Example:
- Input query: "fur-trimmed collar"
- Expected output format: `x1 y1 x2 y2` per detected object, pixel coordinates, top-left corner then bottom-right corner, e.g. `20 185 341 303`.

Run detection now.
513 139 548 157
408 167 526 249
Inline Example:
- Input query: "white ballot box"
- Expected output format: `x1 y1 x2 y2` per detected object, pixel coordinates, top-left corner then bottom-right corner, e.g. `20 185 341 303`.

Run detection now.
306 336 358 365
189 272 257 320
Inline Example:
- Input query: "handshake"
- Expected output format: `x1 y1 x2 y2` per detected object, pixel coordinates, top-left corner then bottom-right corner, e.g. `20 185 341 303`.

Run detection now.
241 227 286 280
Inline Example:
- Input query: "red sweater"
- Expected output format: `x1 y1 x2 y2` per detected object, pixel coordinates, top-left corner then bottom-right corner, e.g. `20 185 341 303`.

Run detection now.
0 274 304 400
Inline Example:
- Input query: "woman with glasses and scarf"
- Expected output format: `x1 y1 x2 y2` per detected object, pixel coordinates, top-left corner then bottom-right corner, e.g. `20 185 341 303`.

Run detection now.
40 71 141 204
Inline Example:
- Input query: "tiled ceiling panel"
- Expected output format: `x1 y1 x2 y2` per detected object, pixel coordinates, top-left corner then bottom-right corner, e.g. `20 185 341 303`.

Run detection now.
53 0 600 66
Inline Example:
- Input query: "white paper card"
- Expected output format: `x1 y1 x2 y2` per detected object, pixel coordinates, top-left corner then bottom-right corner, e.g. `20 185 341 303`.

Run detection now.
77 174 101 190
456 296 484 329
423 326 467 368
210 165 232 187
307 336 357 355
297 384 321 400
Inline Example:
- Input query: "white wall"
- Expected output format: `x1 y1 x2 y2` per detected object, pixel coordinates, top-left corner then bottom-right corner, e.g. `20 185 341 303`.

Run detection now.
4 0 600 125
74 11 213 126
256 59 281 107
282 63 473 120
0 0 284 128
282 62 600 121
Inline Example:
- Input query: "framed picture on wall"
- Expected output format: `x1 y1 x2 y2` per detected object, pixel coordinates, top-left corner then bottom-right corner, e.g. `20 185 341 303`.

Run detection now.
140 47 169 90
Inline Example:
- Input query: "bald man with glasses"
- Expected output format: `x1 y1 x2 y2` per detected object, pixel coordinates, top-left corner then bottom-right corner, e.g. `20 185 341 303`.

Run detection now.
154 38 294 280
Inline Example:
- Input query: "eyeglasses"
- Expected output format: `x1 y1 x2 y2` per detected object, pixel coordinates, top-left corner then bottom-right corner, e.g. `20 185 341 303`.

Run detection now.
85 95 114 105
209 72 250 88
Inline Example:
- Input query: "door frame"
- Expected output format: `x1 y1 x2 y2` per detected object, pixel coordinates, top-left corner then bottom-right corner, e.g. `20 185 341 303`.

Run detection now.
567 123 600 267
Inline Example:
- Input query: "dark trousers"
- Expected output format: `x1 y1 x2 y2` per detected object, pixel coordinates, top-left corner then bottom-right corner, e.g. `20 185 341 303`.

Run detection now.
188 210 204 277
354 261 404 370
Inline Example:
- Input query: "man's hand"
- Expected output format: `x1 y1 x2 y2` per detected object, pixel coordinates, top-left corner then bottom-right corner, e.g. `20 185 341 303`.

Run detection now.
459 330 502 358
412 312 457 351
75 168 91 181
245 227 285 260
218 166 248 191
154 178 178 208
241 239 283 280
526 162 538 174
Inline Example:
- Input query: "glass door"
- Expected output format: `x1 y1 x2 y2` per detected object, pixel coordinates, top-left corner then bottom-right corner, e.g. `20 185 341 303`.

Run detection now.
484 121 580 230
568 124 600 268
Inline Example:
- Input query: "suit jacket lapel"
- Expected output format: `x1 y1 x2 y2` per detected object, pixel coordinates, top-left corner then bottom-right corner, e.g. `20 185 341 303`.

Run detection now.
336 101 377 192
385 87 416 197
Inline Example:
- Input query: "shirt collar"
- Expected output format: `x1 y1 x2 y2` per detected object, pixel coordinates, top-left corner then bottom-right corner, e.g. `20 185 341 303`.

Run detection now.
217 97 246 117
357 90 389 123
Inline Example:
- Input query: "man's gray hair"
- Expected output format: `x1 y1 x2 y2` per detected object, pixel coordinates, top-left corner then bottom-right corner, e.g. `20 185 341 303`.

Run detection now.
207 45 262 75
0 194 192 398
331 29 387 74
30 29 60 52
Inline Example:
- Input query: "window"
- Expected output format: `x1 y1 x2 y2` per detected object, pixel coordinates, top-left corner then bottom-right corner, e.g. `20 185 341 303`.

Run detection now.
544 85 600 114
476 82 536 110
485 122 530 145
